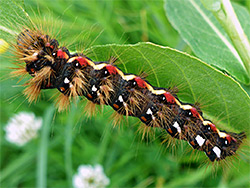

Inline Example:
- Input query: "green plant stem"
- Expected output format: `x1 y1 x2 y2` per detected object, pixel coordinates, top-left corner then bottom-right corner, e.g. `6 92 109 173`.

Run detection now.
64 104 76 188
213 0 250 77
97 124 112 164
36 106 55 188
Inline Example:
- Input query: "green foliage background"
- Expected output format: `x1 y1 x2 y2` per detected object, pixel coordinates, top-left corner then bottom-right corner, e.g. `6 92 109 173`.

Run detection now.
0 0 250 187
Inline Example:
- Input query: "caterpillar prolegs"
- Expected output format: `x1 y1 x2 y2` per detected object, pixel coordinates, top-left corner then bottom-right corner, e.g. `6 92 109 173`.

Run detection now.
13 28 246 162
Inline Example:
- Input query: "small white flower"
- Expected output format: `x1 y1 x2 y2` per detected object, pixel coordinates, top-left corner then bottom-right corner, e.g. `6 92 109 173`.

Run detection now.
73 164 110 188
4 112 42 146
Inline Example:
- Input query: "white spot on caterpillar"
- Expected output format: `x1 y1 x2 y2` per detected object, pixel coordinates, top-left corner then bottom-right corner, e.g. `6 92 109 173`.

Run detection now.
182 105 192 110
64 77 70 84
124 75 136 81
53 52 56 56
195 135 205 146
173 121 181 133
225 140 228 145
118 95 123 102
95 63 106 70
153 89 166 95
76 63 79 66
213 146 221 158
218 131 227 138
68 57 77 63
146 108 153 115
69 83 73 88
92 85 97 92
104 70 108 74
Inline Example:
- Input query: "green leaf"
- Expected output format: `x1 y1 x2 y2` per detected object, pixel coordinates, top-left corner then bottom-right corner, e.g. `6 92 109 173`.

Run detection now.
0 0 30 42
0 0 26 39
86 42 250 134
164 0 250 85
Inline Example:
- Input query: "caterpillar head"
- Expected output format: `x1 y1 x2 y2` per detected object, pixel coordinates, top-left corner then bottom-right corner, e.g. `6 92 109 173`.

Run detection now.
17 29 59 64
16 30 64 102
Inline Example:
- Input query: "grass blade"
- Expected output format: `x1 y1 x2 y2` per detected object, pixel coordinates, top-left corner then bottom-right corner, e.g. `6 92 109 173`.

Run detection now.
36 105 55 188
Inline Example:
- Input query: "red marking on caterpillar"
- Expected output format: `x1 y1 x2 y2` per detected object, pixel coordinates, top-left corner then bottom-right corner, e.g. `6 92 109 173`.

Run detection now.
77 56 88 66
209 122 217 132
106 64 118 75
57 49 68 59
226 135 232 144
190 107 200 118
163 92 176 104
134 77 147 88
57 49 64 58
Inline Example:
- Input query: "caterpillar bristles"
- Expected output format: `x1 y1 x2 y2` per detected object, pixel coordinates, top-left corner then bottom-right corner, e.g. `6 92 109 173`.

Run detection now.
6 15 247 166
158 106 175 128
128 96 142 115
56 93 70 112
160 132 183 158
72 70 88 95
99 78 114 104
111 112 125 128
137 123 156 141
108 56 118 65
31 66 53 84
83 101 98 118
22 66 54 102
10 67 27 79
23 83 41 103
123 103 130 118
127 87 148 115
147 117 161 128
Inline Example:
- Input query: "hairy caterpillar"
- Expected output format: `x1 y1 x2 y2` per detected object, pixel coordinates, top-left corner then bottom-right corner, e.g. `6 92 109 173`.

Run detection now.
11 27 246 163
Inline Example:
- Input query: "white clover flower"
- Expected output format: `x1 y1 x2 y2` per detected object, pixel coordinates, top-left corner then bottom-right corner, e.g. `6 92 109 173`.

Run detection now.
73 164 110 188
4 112 42 146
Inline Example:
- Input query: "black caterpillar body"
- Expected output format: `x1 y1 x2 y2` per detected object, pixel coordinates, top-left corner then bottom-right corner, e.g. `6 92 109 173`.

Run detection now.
14 29 246 162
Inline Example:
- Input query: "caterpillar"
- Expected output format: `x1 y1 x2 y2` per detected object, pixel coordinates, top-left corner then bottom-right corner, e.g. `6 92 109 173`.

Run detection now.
11 27 246 163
